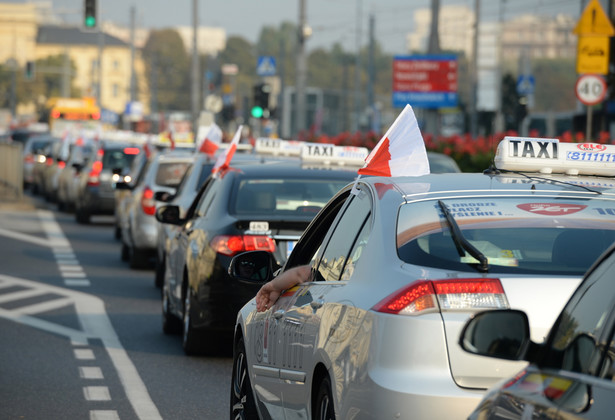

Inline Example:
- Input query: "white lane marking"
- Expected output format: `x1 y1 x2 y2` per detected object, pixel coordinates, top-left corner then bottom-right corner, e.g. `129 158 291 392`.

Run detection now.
0 288 46 303
65 279 91 287
57 259 80 265
75 349 96 360
90 411 120 420
61 271 87 278
0 227 54 247
80 366 104 379
13 297 74 315
59 265 83 271
84 386 111 401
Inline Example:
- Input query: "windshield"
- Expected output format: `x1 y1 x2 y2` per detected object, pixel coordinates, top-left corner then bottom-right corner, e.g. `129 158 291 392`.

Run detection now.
397 197 615 275
232 178 348 216
103 148 138 171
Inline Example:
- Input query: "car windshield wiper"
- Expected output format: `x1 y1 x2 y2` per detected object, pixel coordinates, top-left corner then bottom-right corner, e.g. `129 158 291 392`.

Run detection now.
438 200 489 273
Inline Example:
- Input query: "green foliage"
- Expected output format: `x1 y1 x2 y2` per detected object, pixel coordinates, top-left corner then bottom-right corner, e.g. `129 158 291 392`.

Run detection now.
142 28 190 111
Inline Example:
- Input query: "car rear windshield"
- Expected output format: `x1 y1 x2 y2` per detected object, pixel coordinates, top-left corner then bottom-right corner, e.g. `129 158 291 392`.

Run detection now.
103 148 138 171
397 197 615 275
155 161 191 188
232 178 348 216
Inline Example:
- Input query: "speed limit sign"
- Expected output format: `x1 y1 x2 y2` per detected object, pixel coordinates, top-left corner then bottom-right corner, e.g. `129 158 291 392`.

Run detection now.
575 74 607 105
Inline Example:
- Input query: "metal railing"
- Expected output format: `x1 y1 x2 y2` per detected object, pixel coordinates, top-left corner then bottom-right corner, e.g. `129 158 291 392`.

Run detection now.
0 143 23 199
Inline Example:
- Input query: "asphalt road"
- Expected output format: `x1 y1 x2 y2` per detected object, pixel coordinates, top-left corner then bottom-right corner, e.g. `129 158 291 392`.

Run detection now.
0 190 233 420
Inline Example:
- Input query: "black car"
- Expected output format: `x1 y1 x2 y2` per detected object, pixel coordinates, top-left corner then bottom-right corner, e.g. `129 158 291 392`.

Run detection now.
74 140 141 224
156 162 357 355
460 242 615 419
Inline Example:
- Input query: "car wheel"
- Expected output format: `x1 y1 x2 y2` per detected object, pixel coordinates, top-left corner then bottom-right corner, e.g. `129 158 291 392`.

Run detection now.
154 255 165 288
121 242 130 262
76 207 90 224
182 290 204 355
314 376 335 420
129 247 150 269
162 283 181 335
230 336 258 419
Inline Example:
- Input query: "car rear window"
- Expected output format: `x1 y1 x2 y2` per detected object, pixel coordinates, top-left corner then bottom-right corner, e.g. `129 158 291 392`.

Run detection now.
155 161 191 187
103 148 138 171
232 178 348 216
397 197 615 275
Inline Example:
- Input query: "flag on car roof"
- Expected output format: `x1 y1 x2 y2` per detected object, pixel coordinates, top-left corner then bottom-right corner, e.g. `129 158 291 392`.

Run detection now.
198 123 223 157
358 104 430 177
212 125 243 175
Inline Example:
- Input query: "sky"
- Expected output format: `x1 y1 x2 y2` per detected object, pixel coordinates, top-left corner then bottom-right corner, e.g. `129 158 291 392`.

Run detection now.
33 0 585 54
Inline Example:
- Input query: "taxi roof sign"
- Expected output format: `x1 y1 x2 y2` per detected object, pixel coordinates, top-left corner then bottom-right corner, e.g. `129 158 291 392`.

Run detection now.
495 136 615 176
254 138 305 156
300 143 368 167
573 0 615 36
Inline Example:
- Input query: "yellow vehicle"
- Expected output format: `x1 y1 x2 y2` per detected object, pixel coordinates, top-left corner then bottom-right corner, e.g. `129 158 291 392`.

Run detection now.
43 97 102 136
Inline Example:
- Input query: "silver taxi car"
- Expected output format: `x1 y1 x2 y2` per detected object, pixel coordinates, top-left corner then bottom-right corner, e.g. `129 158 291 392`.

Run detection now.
228 137 615 419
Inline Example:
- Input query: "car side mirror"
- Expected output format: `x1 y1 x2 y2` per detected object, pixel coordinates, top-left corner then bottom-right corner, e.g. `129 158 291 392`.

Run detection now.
459 309 531 361
155 205 182 225
228 251 275 284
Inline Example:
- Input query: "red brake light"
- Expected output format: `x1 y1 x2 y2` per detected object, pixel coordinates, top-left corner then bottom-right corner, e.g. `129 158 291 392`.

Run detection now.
372 278 508 315
51 110 61 119
211 235 276 256
91 112 100 120
58 161 66 169
24 154 34 163
87 161 103 186
124 147 140 155
141 187 156 215
46 158 54 166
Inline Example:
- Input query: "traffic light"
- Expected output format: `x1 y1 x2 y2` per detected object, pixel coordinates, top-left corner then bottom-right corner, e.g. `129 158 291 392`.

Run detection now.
251 83 271 119
84 0 97 29
24 61 34 80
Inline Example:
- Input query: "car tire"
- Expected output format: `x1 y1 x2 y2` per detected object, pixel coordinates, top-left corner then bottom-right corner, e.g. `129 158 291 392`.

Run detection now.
129 247 149 269
313 375 335 420
121 242 130 262
162 283 181 335
76 207 90 224
230 336 258 419
182 290 204 355
154 255 165 288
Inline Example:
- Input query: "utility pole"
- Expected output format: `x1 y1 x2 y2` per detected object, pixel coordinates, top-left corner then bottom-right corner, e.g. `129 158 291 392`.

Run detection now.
426 0 441 137
296 0 308 135
191 0 200 141
352 0 362 133
129 6 136 103
470 0 480 137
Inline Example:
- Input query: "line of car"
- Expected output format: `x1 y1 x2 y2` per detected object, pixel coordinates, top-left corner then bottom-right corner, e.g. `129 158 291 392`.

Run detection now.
25 131 615 419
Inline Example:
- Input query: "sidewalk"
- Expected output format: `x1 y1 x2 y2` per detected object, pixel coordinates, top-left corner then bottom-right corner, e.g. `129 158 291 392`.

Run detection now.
0 184 36 211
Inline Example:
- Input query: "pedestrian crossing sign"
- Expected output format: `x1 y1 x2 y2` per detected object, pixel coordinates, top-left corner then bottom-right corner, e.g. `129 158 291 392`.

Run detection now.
257 56 276 76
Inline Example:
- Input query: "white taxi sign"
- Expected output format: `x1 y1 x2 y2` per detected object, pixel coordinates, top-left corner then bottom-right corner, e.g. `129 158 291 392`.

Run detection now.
300 143 368 166
254 138 305 156
495 136 615 176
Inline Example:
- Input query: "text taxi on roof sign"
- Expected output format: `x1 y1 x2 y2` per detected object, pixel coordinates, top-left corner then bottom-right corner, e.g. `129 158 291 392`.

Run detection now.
227 134 615 420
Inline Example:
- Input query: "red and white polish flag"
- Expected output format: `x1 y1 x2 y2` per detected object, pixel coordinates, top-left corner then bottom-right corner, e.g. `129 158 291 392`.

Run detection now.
358 104 430 177
212 125 243 175
198 123 223 157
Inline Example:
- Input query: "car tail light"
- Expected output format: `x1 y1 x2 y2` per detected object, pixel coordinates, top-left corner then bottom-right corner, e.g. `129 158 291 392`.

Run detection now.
141 186 156 215
124 147 140 155
58 161 66 169
87 161 103 187
91 111 101 120
211 235 276 256
372 278 508 315
24 154 34 164
46 157 54 166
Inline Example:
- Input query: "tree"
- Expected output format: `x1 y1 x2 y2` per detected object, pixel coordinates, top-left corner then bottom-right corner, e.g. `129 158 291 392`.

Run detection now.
142 29 190 111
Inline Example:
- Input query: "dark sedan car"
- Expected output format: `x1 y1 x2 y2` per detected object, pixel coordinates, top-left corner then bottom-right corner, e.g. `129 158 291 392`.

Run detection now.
156 161 358 355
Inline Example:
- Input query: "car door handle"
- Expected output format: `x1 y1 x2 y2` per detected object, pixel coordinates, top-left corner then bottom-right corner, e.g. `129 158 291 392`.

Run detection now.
310 299 324 310
273 309 285 319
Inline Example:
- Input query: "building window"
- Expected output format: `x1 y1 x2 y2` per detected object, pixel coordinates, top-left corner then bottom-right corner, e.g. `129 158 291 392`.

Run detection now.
113 83 119 98
113 60 119 70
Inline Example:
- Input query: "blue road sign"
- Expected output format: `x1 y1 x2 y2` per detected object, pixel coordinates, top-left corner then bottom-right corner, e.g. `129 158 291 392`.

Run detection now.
256 56 276 76
516 75 535 95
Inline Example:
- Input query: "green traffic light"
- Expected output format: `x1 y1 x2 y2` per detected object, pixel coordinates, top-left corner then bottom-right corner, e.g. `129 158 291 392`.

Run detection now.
85 16 96 28
251 106 263 119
